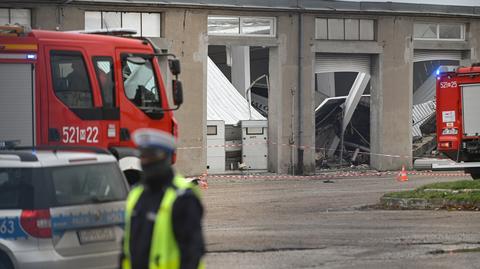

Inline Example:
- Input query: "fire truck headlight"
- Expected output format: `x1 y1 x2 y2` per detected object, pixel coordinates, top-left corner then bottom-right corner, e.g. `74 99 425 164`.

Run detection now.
26 54 37 60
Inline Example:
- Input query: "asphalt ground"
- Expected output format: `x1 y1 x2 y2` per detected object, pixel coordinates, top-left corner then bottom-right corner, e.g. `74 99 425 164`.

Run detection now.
202 174 480 269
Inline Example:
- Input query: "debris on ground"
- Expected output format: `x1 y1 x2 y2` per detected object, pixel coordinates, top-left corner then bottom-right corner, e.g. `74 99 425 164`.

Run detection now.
315 97 440 169
315 95 370 169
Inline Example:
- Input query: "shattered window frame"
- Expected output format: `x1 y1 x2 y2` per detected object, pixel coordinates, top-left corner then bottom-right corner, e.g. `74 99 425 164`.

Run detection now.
208 15 276 37
413 22 465 41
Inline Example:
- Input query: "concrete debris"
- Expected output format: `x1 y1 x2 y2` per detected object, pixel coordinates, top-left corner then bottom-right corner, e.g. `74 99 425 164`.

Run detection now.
315 95 370 168
316 97 439 168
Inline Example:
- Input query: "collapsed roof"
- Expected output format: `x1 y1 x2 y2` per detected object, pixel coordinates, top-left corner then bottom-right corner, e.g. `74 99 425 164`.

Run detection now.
207 57 265 125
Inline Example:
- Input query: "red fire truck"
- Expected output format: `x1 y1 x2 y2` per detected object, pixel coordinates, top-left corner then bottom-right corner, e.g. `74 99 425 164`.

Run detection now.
0 25 183 182
435 64 480 179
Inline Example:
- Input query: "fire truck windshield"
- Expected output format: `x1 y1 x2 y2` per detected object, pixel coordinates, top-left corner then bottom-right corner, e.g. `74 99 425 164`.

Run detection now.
122 55 161 111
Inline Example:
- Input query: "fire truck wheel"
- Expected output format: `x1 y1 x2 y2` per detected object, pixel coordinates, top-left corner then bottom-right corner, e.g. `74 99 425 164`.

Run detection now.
465 168 480 180
470 173 480 180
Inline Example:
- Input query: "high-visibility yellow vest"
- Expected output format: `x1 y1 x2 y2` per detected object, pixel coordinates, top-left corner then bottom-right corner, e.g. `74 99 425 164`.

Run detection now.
122 175 205 269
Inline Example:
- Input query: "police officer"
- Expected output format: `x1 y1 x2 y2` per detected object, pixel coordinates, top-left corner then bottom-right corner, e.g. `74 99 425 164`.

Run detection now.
121 128 205 269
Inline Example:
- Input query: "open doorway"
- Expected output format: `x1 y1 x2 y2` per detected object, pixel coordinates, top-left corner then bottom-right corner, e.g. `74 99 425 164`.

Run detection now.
314 54 372 169
412 55 460 159
206 45 270 173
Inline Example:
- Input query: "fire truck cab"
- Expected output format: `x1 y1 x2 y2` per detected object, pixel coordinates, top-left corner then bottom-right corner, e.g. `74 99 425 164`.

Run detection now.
435 64 480 178
0 26 182 183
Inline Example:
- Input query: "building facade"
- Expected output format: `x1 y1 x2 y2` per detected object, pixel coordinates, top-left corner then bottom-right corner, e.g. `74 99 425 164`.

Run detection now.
2 0 480 175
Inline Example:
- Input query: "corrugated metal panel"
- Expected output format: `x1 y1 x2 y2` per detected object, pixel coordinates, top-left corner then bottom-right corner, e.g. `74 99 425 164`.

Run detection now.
413 73 436 105
0 63 34 146
413 50 462 63
412 100 436 137
207 57 265 125
315 54 371 74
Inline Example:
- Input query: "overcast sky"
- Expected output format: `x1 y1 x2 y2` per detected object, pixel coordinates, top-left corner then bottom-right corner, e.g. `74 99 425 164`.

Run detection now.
343 0 480 6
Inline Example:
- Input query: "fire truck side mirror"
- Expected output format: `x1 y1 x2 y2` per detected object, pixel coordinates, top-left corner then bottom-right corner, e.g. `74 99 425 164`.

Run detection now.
173 80 183 106
169 59 181 76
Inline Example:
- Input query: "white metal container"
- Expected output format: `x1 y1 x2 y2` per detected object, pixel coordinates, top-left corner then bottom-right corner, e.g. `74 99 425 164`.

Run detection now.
241 120 268 170
207 120 226 173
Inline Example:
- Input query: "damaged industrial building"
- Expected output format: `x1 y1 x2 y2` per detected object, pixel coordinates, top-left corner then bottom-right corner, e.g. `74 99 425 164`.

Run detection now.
3 0 480 175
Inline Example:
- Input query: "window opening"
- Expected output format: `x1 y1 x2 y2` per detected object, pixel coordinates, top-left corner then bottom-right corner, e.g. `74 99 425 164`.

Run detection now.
51 51 94 109
93 57 116 108
208 16 275 37
122 54 161 110
84 11 161 37
207 125 218 135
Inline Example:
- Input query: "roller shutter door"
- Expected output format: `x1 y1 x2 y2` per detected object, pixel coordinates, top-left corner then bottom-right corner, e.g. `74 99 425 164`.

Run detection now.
315 53 371 74
413 50 462 63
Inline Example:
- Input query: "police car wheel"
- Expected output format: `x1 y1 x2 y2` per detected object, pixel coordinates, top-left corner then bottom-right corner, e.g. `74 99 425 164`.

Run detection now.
0 253 12 269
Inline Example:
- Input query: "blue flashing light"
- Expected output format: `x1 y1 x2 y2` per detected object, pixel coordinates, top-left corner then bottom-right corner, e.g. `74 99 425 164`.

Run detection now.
435 68 441 76
26 54 37 60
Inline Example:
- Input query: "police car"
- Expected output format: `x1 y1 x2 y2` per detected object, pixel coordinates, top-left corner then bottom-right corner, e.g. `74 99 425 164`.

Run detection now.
0 146 128 269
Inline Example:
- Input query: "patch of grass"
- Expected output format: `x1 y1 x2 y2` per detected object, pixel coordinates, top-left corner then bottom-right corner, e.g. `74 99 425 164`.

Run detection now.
417 180 480 191
383 180 480 203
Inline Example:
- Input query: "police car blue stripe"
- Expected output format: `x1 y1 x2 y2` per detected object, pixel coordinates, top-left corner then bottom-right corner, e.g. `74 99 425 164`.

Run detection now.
0 217 28 240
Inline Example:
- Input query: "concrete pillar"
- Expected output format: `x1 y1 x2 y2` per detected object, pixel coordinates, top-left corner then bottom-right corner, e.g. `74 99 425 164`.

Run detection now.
469 20 480 64
268 47 283 173
299 14 316 175
231 46 251 97
268 15 298 174
371 16 413 170
33 5 83 31
164 9 208 176
32 6 57 30
268 14 315 174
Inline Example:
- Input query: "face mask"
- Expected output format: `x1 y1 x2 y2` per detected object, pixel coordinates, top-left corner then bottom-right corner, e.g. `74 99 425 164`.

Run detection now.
142 160 174 190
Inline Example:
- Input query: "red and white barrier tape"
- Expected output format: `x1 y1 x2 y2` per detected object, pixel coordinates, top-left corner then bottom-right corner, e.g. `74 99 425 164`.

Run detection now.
177 140 443 161
191 170 468 182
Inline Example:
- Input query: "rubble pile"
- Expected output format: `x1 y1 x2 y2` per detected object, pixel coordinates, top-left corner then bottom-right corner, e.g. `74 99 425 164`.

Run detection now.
315 96 370 168
315 97 438 169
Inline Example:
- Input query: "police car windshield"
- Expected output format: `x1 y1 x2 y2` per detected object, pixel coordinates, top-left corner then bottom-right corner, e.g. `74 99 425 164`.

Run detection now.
122 55 161 110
